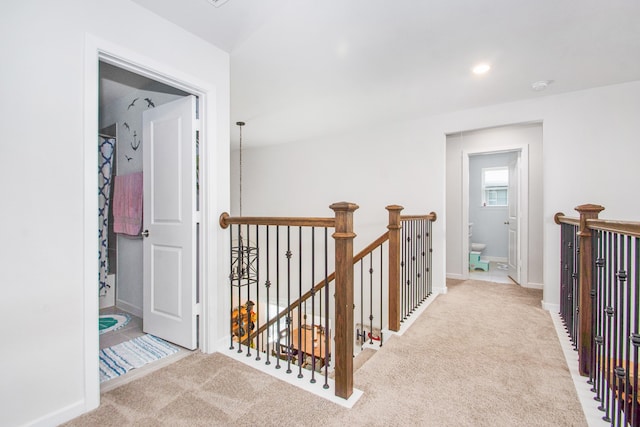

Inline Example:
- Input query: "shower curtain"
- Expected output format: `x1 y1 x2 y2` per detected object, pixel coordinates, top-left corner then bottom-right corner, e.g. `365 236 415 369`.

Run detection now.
98 136 115 296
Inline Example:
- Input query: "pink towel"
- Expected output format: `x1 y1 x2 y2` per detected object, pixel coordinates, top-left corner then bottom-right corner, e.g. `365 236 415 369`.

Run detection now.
113 172 143 236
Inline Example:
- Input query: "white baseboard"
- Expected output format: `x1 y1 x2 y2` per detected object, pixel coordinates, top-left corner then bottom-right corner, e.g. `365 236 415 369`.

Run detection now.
27 399 89 427
523 282 544 290
542 301 560 312
484 256 508 263
446 273 464 280
116 299 143 318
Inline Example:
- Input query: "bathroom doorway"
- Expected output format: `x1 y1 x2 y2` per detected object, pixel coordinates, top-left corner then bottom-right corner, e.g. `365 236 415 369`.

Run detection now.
467 150 520 284
96 59 202 388
445 122 544 288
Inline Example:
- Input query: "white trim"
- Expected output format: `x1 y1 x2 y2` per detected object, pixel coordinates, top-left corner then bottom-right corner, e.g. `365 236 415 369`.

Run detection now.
523 282 544 290
26 400 86 427
446 273 465 281
219 347 364 408
83 32 218 417
550 312 610 427
542 301 560 312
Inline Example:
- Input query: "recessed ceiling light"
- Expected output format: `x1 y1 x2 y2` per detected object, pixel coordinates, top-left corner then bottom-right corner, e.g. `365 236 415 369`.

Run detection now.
472 63 491 75
531 80 554 91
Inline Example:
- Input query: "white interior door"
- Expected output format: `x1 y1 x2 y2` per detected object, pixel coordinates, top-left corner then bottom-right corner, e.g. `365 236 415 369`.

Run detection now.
507 155 520 284
142 95 198 350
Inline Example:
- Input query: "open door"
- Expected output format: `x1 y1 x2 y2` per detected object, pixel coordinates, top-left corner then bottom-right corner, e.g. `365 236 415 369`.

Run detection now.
142 95 198 350
507 155 520 284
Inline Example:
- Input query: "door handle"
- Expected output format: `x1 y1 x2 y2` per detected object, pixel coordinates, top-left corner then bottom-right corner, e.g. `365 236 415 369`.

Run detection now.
141 229 150 238
504 221 510 225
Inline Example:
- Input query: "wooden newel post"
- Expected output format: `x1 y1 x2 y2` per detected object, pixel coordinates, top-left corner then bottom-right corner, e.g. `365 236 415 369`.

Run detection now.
330 201 359 399
575 203 604 376
386 205 403 332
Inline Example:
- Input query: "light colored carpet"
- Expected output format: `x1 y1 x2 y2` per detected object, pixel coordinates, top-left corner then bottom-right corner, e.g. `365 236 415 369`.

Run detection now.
66 279 587 426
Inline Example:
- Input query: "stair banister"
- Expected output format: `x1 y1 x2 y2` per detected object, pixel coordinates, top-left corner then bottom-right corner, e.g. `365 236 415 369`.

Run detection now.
330 202 359 399
386 205 403 332
575 204 604 376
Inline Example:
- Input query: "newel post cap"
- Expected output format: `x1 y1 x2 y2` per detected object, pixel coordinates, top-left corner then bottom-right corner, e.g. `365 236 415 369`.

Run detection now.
329 202 360 212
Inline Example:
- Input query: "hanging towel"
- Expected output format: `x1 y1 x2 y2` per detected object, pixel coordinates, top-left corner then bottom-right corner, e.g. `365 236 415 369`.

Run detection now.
113 172 143 236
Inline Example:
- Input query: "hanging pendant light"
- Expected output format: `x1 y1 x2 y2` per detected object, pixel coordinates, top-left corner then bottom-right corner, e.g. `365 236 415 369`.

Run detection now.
229 121 258 286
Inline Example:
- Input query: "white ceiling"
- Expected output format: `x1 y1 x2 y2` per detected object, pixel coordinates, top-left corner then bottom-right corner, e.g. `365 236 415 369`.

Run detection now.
130 0 640 148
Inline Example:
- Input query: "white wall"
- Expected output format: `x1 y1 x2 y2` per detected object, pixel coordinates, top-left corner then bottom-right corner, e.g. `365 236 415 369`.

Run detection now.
0 1 230 425
238 80 640 315
237 120 447 295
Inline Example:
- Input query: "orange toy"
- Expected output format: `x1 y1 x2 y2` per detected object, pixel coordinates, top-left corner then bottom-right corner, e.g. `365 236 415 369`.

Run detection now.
232 301 257 342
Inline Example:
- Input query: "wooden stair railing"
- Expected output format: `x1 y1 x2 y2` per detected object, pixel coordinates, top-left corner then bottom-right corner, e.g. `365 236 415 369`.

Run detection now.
556 204 640 426
246 231 391 345
243 205 437 342
219 203 437 399
220 202 358 399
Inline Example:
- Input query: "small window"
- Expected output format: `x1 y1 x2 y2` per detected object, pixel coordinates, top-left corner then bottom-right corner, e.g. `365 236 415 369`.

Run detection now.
481 167 508 207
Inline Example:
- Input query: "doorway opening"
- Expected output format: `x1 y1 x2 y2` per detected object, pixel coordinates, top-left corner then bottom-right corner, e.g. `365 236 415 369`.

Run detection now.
445 122 543 289
97 59 201 389
467 150 520 284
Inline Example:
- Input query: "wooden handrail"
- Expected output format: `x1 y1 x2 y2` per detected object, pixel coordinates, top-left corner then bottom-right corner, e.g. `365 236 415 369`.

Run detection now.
400 212 438 222
553 212 579 226
586 218 640 238
219 212 335 229
555 212 640 237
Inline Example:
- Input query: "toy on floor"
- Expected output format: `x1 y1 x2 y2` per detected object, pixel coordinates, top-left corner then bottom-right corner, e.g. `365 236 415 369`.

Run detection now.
469 251 489 271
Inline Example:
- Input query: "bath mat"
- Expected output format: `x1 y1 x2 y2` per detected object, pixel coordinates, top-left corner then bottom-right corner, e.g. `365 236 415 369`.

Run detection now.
99 313 130 335
99 334 179 383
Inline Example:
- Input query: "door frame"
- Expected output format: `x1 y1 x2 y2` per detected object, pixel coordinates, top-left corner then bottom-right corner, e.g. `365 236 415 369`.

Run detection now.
83 35 213 410
461 144 529 284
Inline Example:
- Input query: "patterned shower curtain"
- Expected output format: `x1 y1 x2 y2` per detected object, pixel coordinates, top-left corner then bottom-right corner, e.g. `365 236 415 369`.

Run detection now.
98 136 115 296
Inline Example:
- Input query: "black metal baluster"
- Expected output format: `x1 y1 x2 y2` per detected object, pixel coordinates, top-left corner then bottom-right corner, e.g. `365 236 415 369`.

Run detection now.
613 233 623 426
603 231 613 422
574 226 580 348
410 220 416 313
254 224 261 360
359 257 364 350
297 226 303 378
265 226 271 366
229 224 235 350
246 223 252 358
624 235 632 426
323 227 330 390
368 252 374 345
310 227 317 384
632 237 640 427
593 231 603 398
237 224 244 354
428 219 433 297
275 227 281 370
418 219 424 304
379 242 384 347
286 226 292 374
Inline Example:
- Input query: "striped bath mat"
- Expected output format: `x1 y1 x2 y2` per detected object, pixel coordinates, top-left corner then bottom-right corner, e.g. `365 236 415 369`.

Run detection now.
99 334 179 383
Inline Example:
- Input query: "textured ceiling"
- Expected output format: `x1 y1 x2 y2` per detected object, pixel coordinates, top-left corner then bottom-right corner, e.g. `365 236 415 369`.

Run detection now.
129 0 640 147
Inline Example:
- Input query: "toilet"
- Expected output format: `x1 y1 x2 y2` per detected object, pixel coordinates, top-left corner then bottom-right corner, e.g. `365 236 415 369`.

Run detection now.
469 243 489 272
